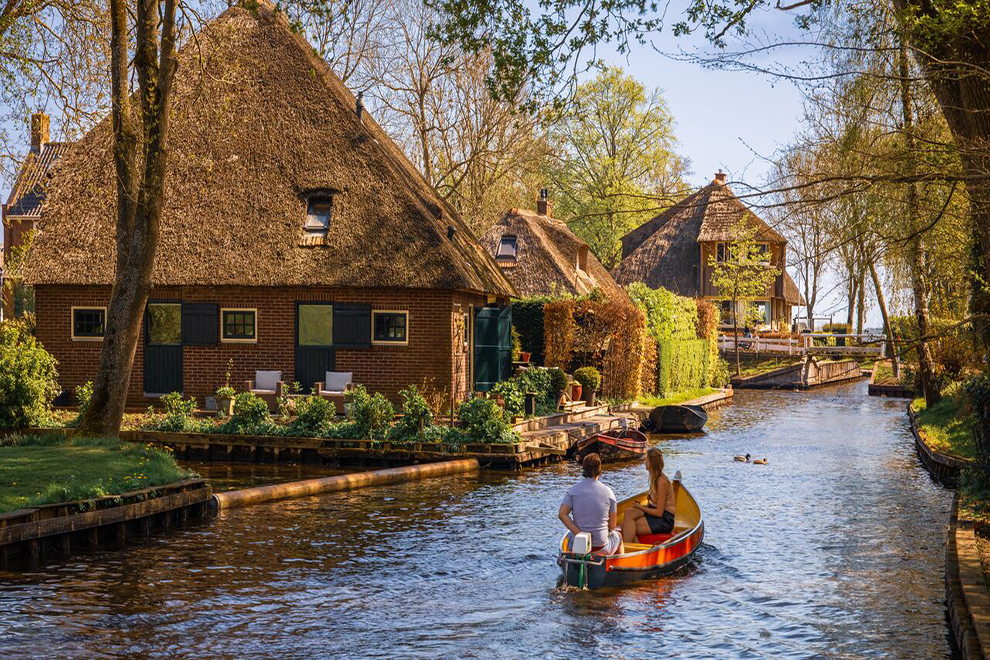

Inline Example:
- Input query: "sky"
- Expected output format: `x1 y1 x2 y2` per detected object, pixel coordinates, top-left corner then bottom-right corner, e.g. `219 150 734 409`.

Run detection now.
0 3 885 329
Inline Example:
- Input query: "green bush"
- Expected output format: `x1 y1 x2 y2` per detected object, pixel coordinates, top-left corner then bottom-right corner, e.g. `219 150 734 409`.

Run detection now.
458 396 519 444
626 283 697 341
285 395 336 437
148 392 198 432
709 357 731 388
388 385 437 444
210 392 275 435
548 367 569 394
0 320 60 429
490 379 525 416
657 338 709 396
515 367 554 408
574 366 601 393
345 385 394 440
76 381 94 413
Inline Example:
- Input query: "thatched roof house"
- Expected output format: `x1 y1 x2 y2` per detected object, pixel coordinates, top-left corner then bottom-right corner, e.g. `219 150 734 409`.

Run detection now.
613 172 804 330
481 195 625 299
21 1 516 404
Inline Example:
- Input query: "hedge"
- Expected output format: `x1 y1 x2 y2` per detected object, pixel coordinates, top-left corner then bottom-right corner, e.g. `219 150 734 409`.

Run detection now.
626 282 698 341
657 338 709 397
512 299 548 365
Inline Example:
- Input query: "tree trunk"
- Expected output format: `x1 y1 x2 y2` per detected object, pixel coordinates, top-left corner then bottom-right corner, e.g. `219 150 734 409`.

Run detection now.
75 0 178 437
845 271 857 329
898 39 941 406
869 261 899 378
855 269 866 336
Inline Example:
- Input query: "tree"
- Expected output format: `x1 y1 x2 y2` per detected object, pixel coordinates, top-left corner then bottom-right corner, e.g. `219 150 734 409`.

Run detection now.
707 220 781 376
75 0 179 437
545 67 688 269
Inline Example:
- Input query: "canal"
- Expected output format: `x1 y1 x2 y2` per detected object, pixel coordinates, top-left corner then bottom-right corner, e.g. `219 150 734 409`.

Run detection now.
0 382 955 657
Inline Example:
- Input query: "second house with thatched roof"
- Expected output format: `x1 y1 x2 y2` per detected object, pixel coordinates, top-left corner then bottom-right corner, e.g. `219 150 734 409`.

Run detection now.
613 171 804 330
20 2 515 407
481 190 626 300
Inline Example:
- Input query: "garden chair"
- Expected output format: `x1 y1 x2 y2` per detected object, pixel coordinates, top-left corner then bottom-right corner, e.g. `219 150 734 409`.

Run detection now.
244 370 285 412
314 371 354 415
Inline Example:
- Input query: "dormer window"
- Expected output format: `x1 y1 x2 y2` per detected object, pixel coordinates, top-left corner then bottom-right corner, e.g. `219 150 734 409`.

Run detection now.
305 195 332 235
577 245 589 272
497 234 518 260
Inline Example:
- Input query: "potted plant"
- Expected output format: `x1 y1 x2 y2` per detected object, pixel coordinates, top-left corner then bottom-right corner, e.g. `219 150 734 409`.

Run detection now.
574 367 601 406
215 358 236 416
548 368 569 409
519 351 531 363
569 380 582 402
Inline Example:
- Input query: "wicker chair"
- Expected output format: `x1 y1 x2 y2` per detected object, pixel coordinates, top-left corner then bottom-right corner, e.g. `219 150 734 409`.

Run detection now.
314 371 354 414
243 370 285 412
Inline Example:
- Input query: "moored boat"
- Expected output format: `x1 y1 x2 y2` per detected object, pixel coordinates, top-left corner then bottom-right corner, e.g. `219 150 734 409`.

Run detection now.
557 472 704 589
574 428 647 463
641 404 708 433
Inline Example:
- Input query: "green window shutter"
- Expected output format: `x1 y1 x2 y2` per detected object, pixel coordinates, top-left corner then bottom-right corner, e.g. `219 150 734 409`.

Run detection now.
181 303 218 345
333 304 372 348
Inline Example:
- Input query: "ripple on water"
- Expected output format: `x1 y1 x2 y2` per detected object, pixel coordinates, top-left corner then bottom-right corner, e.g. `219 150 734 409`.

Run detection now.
0 382 955 657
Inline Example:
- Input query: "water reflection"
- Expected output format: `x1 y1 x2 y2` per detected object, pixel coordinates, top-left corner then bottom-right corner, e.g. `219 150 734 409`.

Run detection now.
0 382 955 657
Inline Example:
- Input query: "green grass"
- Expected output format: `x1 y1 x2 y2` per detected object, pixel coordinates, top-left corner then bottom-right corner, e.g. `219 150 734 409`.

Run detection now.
874 361 912 386
639 387 718 408
726 355 803 378
0 434 197 513
912 396 976 459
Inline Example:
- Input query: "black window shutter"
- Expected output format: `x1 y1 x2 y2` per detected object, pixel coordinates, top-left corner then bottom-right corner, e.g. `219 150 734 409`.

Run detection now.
333 304 372 348
181 303 218 345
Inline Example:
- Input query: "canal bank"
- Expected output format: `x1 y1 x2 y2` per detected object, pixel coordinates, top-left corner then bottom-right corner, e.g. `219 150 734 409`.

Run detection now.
0 382 956 656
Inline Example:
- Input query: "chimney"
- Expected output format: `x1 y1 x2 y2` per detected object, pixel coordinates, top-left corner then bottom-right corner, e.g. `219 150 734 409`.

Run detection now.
536 188 550 216
714 169 727 185
355 91 364 122
30 113 49 153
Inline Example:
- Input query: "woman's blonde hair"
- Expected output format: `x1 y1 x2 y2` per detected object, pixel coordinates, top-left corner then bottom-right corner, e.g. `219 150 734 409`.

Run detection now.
646 446 664 496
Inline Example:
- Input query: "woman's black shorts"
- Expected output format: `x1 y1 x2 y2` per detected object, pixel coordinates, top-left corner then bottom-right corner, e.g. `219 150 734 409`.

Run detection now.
645 509 675 534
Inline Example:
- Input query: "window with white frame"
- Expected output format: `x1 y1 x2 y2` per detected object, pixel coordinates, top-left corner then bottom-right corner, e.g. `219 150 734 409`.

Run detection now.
372 310 408 344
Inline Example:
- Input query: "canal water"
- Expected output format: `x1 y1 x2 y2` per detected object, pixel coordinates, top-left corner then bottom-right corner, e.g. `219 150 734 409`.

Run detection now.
0 382 955 657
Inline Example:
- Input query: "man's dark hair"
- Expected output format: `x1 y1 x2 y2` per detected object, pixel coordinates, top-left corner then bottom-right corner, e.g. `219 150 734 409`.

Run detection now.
582 453 602 478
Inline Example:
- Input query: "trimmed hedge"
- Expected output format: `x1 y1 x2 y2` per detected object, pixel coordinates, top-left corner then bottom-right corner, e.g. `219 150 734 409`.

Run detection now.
512 299 549 365
657 338 709 396
627 283 697 341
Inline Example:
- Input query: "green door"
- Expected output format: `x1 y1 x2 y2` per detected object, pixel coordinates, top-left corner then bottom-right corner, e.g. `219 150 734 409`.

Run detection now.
473 305 512 392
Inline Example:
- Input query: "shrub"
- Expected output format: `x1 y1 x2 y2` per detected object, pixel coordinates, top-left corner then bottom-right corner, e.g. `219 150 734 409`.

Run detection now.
148 392 198 432
821 322 849 333
490 379 525 416
657 338 708 396
709 357 731 388
515 367 554 406
76 381 94 413
543 299 577 368
286 395 336 437
0 320 60 429
388 385 436 443
345 385 394 440
513 298 549 364
627 283 697 341
458 396 518 444
548 367 568 394
574 367 601 393
210 392 275 435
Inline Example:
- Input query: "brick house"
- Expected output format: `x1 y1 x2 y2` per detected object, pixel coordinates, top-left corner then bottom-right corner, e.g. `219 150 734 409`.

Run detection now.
613 171 804 330
480 190 628 299
2 113 68 318
20 2 515 408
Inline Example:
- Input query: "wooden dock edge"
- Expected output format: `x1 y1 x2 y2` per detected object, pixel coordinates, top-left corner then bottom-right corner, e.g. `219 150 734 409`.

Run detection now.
611 387 734 418
0 480 213 568
868 361 915 398
213 458 480 510
947 494 990 658
908 403 972 488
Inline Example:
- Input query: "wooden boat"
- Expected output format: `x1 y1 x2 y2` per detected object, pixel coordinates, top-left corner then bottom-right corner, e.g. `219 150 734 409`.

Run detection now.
641 404 708 433
574 428 648 463
557 472 704 589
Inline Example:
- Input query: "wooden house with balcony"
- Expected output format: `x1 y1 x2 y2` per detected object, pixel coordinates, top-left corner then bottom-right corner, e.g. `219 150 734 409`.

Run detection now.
613 171 804 330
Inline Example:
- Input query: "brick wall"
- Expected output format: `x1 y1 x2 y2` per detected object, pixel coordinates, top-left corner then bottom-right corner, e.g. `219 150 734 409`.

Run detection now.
34 284 490 408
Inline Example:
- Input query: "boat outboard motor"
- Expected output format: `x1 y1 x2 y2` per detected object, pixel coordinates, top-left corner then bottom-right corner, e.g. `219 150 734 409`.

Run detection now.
571 532 593 555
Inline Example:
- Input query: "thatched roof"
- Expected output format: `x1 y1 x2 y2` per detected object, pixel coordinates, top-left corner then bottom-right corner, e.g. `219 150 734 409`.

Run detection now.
783 271 806 306
4 142 69 218
481 207 626 299
22 2 514 296
613 175 788 296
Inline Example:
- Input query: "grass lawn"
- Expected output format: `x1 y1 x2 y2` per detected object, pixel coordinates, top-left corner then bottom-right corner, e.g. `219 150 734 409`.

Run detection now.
912 396 976 459
639 387 719 408
0 435 197 513
874 361 912 386
724 354 803 378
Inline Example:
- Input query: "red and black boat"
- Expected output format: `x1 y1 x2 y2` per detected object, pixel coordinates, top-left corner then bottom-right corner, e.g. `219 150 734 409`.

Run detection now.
574 427 648 463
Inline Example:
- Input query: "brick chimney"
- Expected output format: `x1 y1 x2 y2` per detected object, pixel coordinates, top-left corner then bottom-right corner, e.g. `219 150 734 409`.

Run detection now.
30 113 49 153
714 169 727 184
536 188 551 216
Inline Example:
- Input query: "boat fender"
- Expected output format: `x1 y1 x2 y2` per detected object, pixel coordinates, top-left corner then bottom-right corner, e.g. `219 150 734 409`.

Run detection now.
572 532 593 555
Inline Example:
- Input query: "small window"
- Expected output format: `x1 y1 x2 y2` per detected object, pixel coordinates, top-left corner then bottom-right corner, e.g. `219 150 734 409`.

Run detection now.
305 196 332 235
716 243 728 262
719 300 734 324
754 243 770 264
577 245 589 272
753 301 771 325
72 307 106 341
497 235 517 260
221 308 257 342
372 310 408 345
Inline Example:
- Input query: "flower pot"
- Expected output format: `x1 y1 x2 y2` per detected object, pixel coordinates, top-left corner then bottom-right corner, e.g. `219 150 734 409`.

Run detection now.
555 390 566 410
570 383 582 402
216 396 234 416
519 352 531 363
583 390 596 406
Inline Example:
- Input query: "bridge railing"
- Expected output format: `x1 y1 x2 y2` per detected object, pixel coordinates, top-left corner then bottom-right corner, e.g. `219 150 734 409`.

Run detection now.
718 333 885 357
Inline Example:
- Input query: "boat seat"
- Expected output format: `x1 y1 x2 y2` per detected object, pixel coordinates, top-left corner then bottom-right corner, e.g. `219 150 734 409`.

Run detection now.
637 533 673 545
